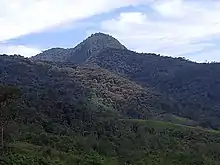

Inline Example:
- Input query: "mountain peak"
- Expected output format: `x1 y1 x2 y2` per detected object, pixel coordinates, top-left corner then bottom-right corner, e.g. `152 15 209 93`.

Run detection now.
90 32 109 37
89 32 118 39
32 32 127 63
79 32 127 50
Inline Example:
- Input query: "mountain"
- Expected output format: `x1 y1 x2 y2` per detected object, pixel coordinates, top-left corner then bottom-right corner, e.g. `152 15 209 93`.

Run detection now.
1 55 220 165
31 33 220 129
1 33 220 164
32 33 127 63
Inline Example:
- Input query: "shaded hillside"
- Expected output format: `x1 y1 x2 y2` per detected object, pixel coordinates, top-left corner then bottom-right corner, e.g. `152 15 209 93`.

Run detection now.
0 55 179 121
88 48 220 129
32 33 126 63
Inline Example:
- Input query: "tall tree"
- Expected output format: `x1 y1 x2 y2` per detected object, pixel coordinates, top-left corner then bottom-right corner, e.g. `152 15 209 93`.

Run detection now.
0 85 20 148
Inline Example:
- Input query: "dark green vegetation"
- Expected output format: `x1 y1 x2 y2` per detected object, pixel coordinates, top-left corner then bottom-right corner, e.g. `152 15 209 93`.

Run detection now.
88 48 220 129
1 33 220 164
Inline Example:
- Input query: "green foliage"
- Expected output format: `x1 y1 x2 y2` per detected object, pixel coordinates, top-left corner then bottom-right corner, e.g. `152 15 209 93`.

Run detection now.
2 119 220 165
0 53 220 164
0 84 20 148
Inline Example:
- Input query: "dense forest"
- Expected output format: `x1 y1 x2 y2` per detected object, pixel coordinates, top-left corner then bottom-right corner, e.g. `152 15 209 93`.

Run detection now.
1 33 220 164
89 48 220 129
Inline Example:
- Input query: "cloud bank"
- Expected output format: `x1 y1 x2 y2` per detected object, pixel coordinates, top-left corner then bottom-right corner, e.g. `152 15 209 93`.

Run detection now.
0 0 148 42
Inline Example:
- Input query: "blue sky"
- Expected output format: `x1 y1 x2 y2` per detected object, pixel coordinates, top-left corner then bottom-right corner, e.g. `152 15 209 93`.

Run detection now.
0 0 220 62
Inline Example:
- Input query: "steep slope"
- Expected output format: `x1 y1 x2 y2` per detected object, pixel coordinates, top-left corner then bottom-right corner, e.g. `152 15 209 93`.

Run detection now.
31 33 127 63
69 33 127 63
88 48 220 129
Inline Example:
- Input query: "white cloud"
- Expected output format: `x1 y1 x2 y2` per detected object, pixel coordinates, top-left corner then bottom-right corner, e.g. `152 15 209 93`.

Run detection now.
99 0 220 62
0 44 41 57
119 12 147 24
153 0 185 18
0 0 149 42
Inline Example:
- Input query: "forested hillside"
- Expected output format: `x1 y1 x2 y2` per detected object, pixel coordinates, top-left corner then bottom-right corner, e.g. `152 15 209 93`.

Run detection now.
0 55 178 121
88 48 220 129
1 33 220 164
